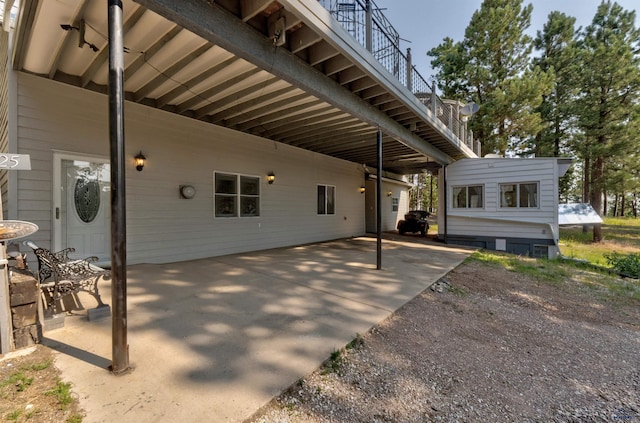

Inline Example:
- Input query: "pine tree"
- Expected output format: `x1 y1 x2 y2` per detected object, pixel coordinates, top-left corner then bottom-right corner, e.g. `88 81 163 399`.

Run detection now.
531 12 579 157
575 1 640 241
428 0 552 156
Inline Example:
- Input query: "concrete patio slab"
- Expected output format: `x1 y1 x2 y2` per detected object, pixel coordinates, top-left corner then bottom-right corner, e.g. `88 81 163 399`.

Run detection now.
43 236 472 422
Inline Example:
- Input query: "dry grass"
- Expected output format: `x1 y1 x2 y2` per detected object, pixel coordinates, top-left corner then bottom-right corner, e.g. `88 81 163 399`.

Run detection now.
559 217 640 266
0 346 83 423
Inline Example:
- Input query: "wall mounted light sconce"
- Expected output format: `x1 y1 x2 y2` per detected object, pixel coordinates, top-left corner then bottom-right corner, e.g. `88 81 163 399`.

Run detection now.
134 151 146 172
267 172 276 184
386 191 393 197
359 186 366 194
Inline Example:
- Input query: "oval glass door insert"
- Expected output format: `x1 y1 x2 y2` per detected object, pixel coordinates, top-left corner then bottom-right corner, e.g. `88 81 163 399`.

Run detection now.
74 177 101 223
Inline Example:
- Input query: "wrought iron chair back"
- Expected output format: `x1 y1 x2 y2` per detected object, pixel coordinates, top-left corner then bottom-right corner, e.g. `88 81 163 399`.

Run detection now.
23 241 109 314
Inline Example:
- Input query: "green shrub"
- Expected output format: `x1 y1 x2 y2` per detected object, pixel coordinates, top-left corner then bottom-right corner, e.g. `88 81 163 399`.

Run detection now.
604 252 640 278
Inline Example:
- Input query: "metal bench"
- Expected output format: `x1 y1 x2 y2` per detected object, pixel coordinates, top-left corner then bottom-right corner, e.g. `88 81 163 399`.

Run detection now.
24 241 110 315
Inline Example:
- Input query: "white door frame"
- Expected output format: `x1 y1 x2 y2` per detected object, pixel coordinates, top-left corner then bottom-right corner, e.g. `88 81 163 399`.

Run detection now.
52 150 110 252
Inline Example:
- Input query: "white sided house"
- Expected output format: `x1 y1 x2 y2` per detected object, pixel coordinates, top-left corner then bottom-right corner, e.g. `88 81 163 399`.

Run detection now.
438 157 572 258
0 0 478 267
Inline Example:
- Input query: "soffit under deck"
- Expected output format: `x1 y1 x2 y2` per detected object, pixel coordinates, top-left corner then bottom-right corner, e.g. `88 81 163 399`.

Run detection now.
10 0 476 174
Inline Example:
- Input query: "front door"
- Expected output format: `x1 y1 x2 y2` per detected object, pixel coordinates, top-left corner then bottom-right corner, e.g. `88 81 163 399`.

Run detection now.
54 153 110 265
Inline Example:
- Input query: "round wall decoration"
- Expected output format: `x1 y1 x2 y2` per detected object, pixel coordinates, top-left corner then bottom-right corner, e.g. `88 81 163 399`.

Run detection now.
180 185 196 199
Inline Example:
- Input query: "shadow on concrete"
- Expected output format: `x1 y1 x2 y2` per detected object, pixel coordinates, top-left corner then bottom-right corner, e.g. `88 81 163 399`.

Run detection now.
42 337 111 370
44 236 473 422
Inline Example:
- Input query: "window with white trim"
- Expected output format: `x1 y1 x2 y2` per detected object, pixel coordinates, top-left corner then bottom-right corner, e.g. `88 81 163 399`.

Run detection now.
452 185 484 208
499 182 538 208
214 172 260 217
317 185 335 215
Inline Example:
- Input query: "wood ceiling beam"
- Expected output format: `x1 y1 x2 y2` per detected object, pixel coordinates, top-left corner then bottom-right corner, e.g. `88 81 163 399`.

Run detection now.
205 87 301 123
155 56 239 107
308 40 339 67
80 6 147 87
133 43 214 102
241 0 272 22
280 123 373 147
288 25 321 54
189 76 283 116
271 117 364 141
323 55 352 76
47 0 92 79
177 68 265 113
133 0 456 164
235 100 327 131
222 95 318 127
338 66 364 85
350 76 377 93
250 106 345 133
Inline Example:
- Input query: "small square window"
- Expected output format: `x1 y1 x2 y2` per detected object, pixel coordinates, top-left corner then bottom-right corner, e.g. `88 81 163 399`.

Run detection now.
240 196 259 217
215 173 237 194
240 176 259 196
215 195 236 217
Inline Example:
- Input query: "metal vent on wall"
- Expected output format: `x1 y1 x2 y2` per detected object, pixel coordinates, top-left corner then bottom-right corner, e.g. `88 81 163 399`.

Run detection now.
533 245 549 259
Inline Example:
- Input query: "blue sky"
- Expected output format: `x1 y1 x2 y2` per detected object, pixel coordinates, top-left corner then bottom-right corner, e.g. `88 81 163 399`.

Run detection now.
372 0 638 80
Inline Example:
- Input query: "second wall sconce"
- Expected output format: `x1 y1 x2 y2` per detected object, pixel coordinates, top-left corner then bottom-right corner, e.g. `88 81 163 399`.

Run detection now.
267 172 276 184
135 151 146 172
387 191 393 197
359 186 366 194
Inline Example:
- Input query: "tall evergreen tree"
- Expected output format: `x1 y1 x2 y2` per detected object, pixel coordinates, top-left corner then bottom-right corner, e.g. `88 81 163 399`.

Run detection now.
428 0 552 155
531 12 579 157
575 1 640 241
604 107 640 216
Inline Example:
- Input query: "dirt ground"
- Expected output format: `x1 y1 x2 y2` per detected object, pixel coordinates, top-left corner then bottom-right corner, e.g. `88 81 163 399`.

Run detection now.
249 260 640 423
2 258 639 423
0 344 83 422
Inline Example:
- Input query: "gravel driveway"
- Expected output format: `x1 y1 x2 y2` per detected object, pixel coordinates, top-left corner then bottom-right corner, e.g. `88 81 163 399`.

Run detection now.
248 259 640 422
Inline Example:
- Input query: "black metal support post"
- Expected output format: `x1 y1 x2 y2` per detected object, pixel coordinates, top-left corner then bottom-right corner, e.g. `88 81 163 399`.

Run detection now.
108 0 130 375
376 129 382 270
443 165 448 244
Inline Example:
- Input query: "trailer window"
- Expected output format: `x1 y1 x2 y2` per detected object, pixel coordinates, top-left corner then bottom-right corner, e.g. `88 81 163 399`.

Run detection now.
452 185 483 208
500 182 538 208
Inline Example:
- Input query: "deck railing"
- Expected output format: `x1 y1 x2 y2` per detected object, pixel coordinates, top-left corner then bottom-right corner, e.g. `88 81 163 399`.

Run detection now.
318 0 478 155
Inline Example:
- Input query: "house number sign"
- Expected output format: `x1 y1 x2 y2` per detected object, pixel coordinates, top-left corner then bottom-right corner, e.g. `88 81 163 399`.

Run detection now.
0 154 31 170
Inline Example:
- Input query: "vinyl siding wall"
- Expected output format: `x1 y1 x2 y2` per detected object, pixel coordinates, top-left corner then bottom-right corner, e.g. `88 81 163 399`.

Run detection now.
0 31 8 218
14 72 365 263
364 179 409 233
439 158 560 241
384 182 410 231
